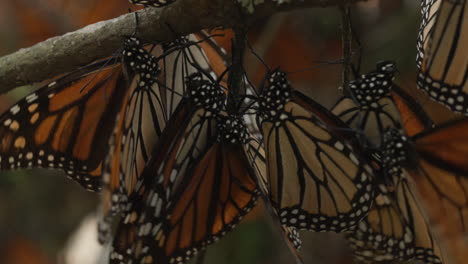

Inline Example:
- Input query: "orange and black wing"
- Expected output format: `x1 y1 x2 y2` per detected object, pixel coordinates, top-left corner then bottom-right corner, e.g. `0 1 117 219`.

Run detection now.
331 61 402 146
98 37 169 241
99 34 228 241
406 118 468 263
0 57 127 191
257 69 374 233
108 73 227 263
347 171 444 263
110 113 260 264
110 142 258 264
417 0 441 68
138 142 258 264
390 85 434 137
244 138 303 262
158 33 228 117
346 129 444 263
417 0 468 114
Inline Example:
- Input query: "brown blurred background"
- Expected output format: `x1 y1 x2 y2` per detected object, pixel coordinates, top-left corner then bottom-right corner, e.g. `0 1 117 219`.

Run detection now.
0 0 452 263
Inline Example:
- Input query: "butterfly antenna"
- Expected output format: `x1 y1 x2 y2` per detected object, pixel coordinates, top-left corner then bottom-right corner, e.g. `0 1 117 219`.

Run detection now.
246 38 271 73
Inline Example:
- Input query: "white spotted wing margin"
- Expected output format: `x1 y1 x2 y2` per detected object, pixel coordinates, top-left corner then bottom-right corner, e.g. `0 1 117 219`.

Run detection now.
244 138 304 264
98 36 168 243
256 69 375 234
0 57 128 192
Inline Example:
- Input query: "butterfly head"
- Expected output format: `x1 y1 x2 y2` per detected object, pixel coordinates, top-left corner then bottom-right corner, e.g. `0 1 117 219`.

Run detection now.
259 69 292 120
216 114 248 144
186 73 226 113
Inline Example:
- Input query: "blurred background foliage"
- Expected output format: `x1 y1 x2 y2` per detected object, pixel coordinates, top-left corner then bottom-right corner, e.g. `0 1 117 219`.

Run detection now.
0 0 453 263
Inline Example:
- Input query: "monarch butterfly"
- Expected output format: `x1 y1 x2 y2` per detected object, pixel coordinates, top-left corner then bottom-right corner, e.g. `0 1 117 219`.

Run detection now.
345 128 445 264
332 61 434 147
0 36 149 192
98 34 228 242
339 79 468 263
243 137 303 259
331 60 444 262
417 0 468 114
108 72 260 264
256 69 374 233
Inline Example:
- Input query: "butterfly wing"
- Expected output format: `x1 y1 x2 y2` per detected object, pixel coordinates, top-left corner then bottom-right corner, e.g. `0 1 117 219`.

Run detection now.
99 35 228 241
331 62 401 146
417 0 468 114
98 37 170 241
158 33 228 117
243 138 303 262
347 164 444 263
390 85 434 136
110 112 261 264
0 58 128 191
136 142 258 264
344 83 441 262
417 0 441 68
258 70 374 233
332 96 400 146
407 118 468 263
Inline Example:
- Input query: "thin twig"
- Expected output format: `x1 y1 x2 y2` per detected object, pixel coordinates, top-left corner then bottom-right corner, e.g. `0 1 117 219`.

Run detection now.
0 0 366 94
339 3 353 90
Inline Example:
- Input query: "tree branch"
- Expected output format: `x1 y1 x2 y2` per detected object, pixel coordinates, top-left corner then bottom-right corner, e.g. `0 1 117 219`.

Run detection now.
0 0 365 94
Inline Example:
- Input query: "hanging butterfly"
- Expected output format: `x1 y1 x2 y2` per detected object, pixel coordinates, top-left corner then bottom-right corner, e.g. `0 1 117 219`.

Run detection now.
331 61 434 147
0 36 153 192
397 118 468 264
340 81 468 263
106 69 264 264
331 60 444 262
98 33 228 242
228 64 304 260
255 69 374 233
346 128 445 264
417 0 468 114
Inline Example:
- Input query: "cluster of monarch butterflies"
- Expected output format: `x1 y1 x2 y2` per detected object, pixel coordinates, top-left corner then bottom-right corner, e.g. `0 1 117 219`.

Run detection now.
1 0 467 263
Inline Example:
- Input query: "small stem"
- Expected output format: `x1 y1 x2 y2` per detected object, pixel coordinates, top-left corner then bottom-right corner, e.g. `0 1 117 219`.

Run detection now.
340 3 352 90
